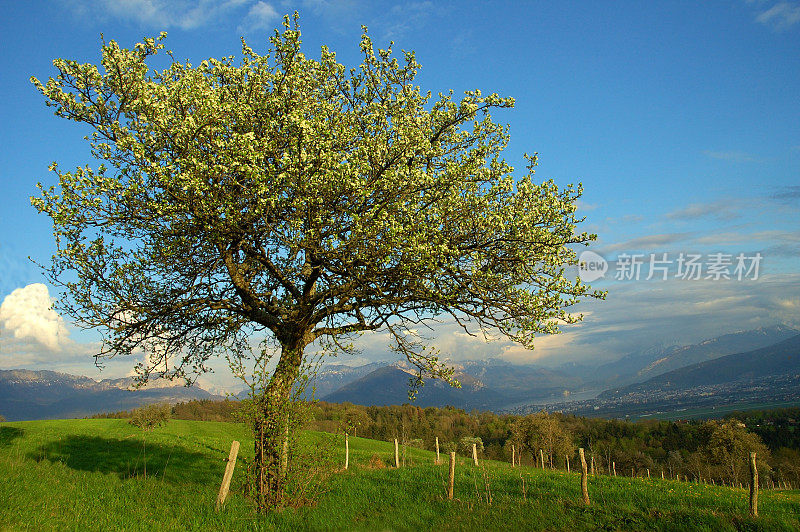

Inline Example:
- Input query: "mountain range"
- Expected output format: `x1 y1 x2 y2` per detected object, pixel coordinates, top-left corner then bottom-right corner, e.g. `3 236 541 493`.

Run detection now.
601 332 800 398
588 325 798 386
2 324 798 420
0 369 219 421
316 325 799 410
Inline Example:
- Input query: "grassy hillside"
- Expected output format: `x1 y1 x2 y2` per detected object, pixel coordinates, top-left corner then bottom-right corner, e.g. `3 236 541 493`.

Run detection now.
1 419 798 531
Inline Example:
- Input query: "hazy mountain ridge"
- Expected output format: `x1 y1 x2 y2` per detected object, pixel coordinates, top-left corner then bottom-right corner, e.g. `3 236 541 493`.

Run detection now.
322 364 507 409
0 369 220 421
600 333 800 399
4 325 796 419
591 325 798 386
320 358 581 409
314 326 800 410
634 325 799 380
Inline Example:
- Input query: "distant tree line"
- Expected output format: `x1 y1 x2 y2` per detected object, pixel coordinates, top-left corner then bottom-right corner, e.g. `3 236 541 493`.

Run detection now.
94 400 800 486
94 399 241 423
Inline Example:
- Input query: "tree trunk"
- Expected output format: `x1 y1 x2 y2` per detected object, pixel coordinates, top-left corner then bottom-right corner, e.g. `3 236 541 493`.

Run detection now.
252 337 306 511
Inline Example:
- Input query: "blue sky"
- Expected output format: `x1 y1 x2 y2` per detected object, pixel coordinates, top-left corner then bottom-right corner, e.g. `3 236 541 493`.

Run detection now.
0 1 798 392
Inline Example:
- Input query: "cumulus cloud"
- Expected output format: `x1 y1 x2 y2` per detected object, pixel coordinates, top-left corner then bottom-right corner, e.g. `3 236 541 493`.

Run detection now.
0 284 69 351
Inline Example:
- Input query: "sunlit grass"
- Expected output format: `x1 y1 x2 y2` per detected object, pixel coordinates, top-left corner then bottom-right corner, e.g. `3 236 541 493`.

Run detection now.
1 419 798 531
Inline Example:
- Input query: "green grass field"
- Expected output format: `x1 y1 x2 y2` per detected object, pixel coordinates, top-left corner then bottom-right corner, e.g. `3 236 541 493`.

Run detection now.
1 419 798 531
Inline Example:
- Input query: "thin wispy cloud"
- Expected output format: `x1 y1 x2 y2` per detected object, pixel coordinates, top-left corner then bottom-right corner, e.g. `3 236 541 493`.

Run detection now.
666 199 744 221
703 150 758 163
449 29 477 58
764 243 800 257
500 275 800 365
600 232 695 253
280 0 363 34
694 229 800 245
63 0 263 31
383 1 435 40
771 185 800 202
754 1 800 31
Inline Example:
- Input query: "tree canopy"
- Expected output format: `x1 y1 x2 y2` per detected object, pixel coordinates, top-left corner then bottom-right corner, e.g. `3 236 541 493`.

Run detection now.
31 14 602 507
32 17 600 388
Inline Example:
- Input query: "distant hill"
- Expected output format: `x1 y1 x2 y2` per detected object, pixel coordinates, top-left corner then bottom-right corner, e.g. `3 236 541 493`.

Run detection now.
600 333 800 398
592 325 799 386
318 357 584 410
323 363 508 409
635 325 799 381
0 369 220 421
304 362 389 399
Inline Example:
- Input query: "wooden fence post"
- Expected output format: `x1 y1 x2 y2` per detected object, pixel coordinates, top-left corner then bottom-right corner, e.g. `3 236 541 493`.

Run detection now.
435 436 440 464
345 433 349 470
749 451 758 518
394 438 400 468
216 440 240 510
612 461 617 477
472 443 479 466
579 448 590 505
448 451 456 500
590 455 594 475
566 456 570 472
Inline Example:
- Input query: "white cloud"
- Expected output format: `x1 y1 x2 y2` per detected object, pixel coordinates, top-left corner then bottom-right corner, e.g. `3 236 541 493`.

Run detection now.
755 2 800 31
238 1 280 34
0 284 68 351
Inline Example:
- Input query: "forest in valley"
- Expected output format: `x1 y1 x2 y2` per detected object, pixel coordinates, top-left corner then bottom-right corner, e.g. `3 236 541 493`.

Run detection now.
96 400 800 488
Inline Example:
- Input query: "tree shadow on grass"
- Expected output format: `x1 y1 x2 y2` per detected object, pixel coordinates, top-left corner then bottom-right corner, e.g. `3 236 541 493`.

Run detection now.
30 435 226 485
0 426 25 447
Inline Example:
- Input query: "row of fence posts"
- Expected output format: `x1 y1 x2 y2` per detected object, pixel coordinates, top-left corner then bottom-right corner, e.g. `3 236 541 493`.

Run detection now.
338 435 766 519
216 435 766 518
